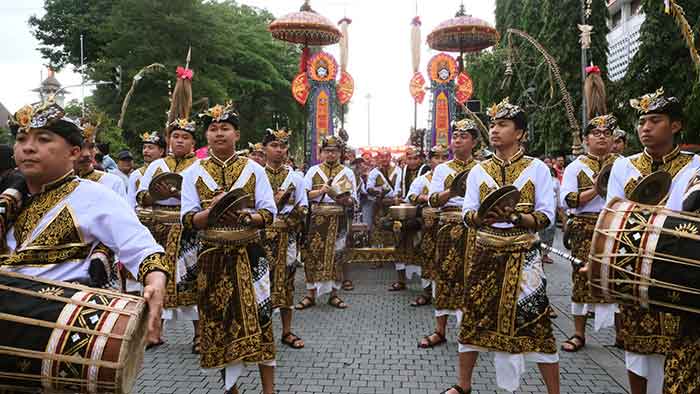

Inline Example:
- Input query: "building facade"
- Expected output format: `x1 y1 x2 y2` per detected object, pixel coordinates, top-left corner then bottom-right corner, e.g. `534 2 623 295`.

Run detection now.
607 0 645 81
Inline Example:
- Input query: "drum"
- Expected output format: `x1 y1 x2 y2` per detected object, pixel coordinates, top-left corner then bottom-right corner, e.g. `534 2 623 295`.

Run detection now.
0 270 147 394
588 197 700 314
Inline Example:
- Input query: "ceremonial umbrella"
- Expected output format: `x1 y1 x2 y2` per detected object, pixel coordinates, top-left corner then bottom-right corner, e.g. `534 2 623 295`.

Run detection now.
269 0 341 71
427 3 499 57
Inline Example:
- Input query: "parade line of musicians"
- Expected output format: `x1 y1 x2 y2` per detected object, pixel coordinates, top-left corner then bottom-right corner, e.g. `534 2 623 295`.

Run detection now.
2 82 699 394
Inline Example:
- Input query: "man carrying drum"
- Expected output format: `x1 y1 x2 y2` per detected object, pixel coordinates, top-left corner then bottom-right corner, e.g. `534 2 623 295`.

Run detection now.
450 98 560 394
603 88 700 394
262 128 307 350
1 101 169 390
418 119 479 350
404 144 449 307
181 103 277 394
296 136 357 310
137 110 200 352
559 114 619 352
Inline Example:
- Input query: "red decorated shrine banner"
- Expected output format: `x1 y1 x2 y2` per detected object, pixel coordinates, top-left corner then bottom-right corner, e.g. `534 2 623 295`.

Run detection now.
292 72 310 105
434 91 450 147
337 71 354 105
315 90 330 137
455 72 474 104
409 72 426 104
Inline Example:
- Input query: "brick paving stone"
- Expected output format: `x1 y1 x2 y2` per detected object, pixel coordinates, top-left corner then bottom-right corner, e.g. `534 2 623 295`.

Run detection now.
133 230 629 393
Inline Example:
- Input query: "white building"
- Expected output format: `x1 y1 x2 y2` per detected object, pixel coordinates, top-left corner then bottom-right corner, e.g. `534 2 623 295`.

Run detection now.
607 0 645 81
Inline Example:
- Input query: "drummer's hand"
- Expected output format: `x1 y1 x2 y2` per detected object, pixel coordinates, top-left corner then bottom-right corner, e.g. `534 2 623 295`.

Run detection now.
417 195 429 204
143 271 167 345
319 184 331 194
274 190 286 204
153 181 179 199
337 196 353 207
209 190 227 208
482 210 502 226
577 262 590 275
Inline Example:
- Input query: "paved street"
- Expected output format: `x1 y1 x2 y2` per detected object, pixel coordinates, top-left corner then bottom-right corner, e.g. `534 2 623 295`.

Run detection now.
134 231 630 394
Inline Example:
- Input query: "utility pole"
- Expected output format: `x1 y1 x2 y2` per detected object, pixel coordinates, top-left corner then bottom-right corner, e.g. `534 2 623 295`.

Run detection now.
80 33 85 117
365 93 372 146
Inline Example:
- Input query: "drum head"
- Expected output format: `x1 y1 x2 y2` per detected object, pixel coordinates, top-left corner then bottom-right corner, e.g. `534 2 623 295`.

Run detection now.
595 163 613 198
449 169 471 197
148 173 182 200
478 185 521 219
629 171 672 205
208 188 252 227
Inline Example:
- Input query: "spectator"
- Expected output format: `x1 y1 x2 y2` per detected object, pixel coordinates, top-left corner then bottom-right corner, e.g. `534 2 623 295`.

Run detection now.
98 142 117 172
612 129 627 156
112 150 134 189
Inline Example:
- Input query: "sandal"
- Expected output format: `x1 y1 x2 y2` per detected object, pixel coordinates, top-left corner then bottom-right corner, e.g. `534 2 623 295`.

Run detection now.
440 385 470 394
328 295 348 309
192 335 201 354
281 332 305 349
561 334 586 352
388 281 406 292
418 331 446 348
224 386 239 394
294 296 316 310
342 280 354 291
410 295 432 307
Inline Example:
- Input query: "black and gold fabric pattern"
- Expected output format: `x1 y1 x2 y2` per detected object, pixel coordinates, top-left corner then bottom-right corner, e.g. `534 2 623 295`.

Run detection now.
568 214 602 304
624 147 693 197
459 227 556 354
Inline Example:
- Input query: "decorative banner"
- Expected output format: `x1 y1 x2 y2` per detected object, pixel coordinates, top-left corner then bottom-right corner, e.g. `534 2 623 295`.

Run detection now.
409 72 426 104
428 53 458 85
337 71 354 105
292 72 310 105
455 72 474 104
307 51 338 164
434 92 450 147
427 53 457 148
316 90 330 135
308 52 338 82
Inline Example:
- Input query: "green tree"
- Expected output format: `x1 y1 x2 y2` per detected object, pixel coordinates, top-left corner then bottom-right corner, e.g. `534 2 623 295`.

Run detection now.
467 0 610 156
610 0 700 145
30 0 305 155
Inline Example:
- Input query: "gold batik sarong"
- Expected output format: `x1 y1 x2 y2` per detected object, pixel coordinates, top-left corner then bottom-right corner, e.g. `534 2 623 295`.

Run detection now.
302 204 345 284
265 218 297 309
197 228 274 368
664 316 700 394
146 206 197 308
369 200 394 247
459 227 557 354
433 209 473 310
617 306 679 354
568 214 603 304
419 207 440 281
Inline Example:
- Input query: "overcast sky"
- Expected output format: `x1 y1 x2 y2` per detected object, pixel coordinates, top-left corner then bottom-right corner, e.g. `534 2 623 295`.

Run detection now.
0 0 496 147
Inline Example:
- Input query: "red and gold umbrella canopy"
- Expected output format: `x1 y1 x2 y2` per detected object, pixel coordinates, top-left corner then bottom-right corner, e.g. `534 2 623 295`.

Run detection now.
269 1 341 47
427 8 499 53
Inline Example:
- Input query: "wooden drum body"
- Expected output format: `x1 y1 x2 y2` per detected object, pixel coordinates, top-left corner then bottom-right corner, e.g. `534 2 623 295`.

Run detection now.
0 270 147 394
589 198 700 314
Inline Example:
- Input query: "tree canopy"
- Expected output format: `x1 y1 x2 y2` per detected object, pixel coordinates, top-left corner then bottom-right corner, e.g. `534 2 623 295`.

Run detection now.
30 0 306 159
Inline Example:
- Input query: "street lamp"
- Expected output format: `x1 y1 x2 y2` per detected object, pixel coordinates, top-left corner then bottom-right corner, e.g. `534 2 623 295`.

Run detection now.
365 93 372 146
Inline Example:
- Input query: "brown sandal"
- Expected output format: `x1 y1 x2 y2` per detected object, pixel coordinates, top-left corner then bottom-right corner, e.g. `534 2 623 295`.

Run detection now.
328 295 348 309
418 331 446 348
410 295 432 307
342 280 354 291
192 335 201 354
281 332 305 349
440 385 470 394
294 296 316 310
388 281 406 291
561 334 586 352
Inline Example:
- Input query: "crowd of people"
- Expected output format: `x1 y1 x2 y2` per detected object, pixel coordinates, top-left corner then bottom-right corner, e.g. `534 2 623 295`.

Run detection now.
0 83 698 394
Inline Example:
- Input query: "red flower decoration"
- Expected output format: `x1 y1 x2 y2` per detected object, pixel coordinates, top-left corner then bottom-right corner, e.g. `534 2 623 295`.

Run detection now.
176 66 194 80
586 65 601 75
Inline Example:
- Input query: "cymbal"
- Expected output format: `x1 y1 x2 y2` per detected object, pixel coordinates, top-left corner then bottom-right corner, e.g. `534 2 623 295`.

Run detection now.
477 185 521 220
595 163 613 198
208 188 253 227
629 171 672 206
148 173 182 200
449 169 471 197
